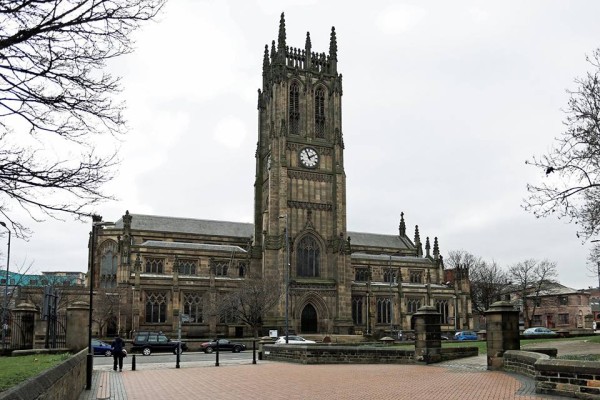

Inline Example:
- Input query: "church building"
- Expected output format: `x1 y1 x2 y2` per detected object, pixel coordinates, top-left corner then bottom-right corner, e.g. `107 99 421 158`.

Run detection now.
89 14 472 338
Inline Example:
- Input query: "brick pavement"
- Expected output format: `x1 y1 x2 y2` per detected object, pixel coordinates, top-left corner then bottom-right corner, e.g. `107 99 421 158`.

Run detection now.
79 356 571 400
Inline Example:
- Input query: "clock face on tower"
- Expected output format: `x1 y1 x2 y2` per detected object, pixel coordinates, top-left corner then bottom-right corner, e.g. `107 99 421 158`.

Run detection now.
299 147 319 168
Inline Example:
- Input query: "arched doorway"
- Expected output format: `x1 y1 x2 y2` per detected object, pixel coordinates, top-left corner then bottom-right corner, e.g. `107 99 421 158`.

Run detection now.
301 304 318 333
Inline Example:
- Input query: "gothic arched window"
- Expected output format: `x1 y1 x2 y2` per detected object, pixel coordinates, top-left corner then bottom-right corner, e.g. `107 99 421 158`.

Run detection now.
289 82 300 135
315 87 325 138
99 240 118 289
296 235 320 277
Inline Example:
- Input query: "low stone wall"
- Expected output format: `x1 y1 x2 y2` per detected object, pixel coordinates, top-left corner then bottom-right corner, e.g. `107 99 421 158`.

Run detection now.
263 344 477 365
0 349 87 400
503 350 600 399
504 350 549 378
536 359 600 399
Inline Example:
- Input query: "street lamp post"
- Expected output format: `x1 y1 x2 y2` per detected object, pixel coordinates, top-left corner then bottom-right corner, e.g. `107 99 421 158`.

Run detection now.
86 216 115 390
279 215 289 344
0 222 11 350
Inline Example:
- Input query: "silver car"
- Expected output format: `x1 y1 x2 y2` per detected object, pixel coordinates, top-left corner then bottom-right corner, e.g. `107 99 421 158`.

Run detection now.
274 335 316 344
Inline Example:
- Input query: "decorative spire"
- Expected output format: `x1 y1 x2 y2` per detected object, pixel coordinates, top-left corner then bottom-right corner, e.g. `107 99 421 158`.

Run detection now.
414 225 423 257
305 31 312 69
270 40 276 61
123 210 132 230
263 44 269 74
329 26 337 73
277 12 286 58
329 27 337 60
433 237 440 260
399 212 406 237
425 237 431 258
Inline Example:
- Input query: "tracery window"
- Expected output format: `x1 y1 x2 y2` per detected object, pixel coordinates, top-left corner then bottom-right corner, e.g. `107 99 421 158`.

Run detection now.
238 262 247 277
352 296 364 325
354 268 369 282
289 82 300 135
99 240 118 288
377 297 392 324
383 268 397 283
182 292 203 323
409 270 422 283
407 297 422 314
214 261 228 276
436 299 449 324
296 235 320 277
145 258 164 274
315 87 325 138
177 259 197 275
145 292 167 323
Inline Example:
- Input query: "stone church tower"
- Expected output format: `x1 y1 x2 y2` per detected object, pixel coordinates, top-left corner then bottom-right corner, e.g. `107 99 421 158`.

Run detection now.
253 14 353 334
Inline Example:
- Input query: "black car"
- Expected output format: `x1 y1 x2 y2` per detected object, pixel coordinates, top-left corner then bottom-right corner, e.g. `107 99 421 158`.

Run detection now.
200 339 246 353
131 332 188 356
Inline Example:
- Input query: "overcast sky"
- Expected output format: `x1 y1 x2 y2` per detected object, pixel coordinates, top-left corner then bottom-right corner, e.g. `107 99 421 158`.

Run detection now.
6 0 600 290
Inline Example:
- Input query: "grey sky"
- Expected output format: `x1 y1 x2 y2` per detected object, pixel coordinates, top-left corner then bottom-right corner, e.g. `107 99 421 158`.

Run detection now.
7 0 600 289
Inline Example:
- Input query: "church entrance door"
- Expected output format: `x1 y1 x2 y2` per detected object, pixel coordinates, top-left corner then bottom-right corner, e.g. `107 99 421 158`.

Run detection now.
301 304 318 333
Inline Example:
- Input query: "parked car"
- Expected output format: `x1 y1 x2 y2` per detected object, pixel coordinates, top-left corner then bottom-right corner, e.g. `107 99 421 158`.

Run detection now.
92 339 113 357
274 335 316 344
523 327 557 336
131 332 188 356
200 339 246 353
454 331 478 341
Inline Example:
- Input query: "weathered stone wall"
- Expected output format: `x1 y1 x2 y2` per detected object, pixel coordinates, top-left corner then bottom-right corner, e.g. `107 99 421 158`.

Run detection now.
263 344 477 365
503 350 600 399
0 349 87 400
536 359 600 399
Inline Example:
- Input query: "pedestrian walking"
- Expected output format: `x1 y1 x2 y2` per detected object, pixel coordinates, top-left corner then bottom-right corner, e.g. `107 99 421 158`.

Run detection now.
111 334 126 372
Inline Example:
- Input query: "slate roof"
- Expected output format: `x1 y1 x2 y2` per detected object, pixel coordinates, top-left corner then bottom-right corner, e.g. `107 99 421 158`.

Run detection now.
115 213 416 252
115 214 254 238
351 253 432 264
140 241 247 253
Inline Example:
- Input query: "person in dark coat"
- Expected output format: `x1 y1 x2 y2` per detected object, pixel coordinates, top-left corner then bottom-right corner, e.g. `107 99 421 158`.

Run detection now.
111 335 125 372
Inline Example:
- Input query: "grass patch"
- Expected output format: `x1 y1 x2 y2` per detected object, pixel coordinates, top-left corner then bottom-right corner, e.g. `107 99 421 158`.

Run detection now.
0 353 71 392
557 354 600 361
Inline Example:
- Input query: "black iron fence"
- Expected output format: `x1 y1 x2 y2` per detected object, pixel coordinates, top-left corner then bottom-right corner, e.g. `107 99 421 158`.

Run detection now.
2 312 34 352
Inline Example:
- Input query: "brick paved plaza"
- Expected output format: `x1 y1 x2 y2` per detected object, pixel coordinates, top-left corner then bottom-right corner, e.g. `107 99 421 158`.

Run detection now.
79 357 570 400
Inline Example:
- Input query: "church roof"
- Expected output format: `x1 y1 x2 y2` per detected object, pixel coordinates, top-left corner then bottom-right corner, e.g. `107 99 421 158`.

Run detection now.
350 253 432 264
140 241 247 253
115 214 254 238
347 231 413 250
116 213 416 252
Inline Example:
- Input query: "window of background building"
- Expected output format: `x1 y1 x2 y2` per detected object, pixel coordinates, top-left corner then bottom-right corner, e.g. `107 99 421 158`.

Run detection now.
354 268 369 282
377 297 391 324
145 292 167 323
436 299 449 324
177 259 197 275
352 296 364 325
409 270 422 284
183 292 203 323
407 297 422 314
532 315 542 326
296 235 320 277
145 258 164 274
558 313 569 325
559 296 568 306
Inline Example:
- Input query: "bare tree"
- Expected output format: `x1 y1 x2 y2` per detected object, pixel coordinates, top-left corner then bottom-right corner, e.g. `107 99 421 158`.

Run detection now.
508 259 558 328
586 243 600 289
0 0 165 237
446 250 509 314
524 49 600 240
218 275 282 338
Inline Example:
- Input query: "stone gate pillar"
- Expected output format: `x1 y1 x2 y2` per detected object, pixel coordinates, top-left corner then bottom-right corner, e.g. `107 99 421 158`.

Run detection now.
414 305 441 364
11 302 37 350
66 301 90 352
485 301 519 370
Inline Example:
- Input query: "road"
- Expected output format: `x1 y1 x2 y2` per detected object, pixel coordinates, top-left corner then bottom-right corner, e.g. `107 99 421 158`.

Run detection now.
93 349 256 369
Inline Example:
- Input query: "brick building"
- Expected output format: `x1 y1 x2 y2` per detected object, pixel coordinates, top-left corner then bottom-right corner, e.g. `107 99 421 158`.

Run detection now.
88 14 472 338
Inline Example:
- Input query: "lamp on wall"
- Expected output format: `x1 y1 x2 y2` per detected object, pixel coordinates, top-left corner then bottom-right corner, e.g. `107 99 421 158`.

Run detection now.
0 222 10 351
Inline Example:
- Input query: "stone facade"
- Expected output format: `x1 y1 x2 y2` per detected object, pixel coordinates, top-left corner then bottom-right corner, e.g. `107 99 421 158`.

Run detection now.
87 14 472 339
